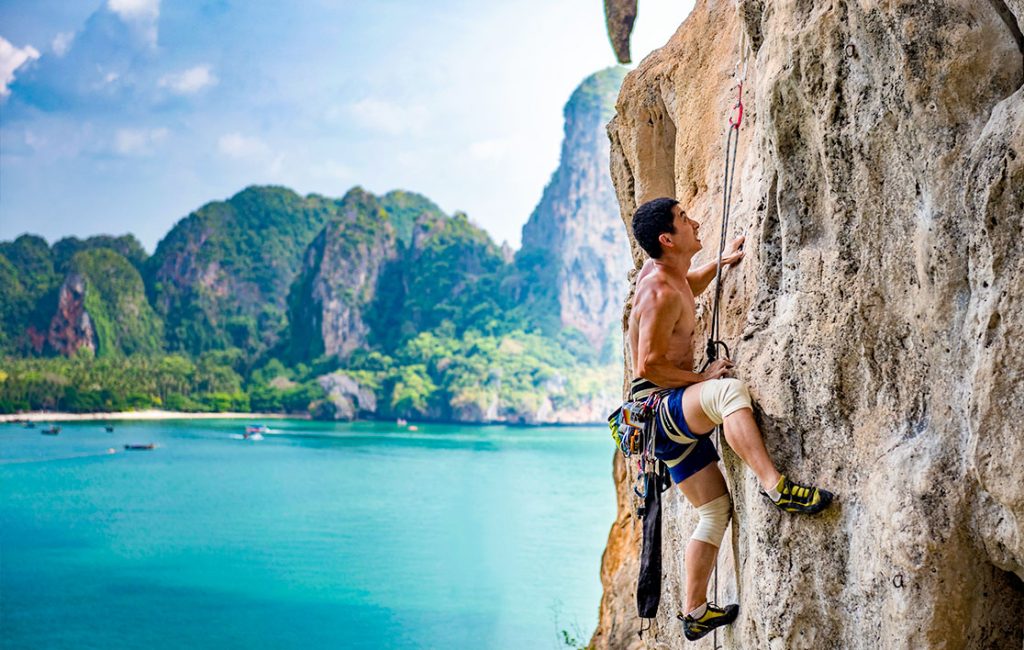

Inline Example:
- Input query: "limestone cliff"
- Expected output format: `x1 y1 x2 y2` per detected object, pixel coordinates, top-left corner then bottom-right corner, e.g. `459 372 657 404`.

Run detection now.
287 187 398 361
594 1 1024 648
518 66 632 350
46 249 162 357
146 186 336 355
45 272 95 357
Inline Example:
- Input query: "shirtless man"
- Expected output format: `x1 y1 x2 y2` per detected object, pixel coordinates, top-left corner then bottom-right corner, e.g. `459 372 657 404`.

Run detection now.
627 197 833 641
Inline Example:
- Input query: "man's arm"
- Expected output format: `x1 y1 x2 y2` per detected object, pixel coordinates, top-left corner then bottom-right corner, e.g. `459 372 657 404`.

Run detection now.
686 260 720 297
634 290 706 388
687 234 746 296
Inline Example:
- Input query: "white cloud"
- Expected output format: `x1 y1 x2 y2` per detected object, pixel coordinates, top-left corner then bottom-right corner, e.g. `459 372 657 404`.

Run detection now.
107 0 160 46
468 138 514 162
114 127 168 155
218 132 270 159
159 65 217 95
348 98 428 135
0 37 40 98
107 0 159 20
52 32 75 57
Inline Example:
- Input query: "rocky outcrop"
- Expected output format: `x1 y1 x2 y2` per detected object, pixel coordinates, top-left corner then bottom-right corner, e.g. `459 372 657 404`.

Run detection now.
604 0 638 64
595 1 1024 648
44 249 162 357
518 67 632 350
147 186 336 355
287 188 398 361
314 371 377 420
46 273 95 356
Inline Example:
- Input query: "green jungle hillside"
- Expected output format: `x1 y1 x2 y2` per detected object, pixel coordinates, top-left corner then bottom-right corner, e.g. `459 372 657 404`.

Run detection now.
0 67 627 423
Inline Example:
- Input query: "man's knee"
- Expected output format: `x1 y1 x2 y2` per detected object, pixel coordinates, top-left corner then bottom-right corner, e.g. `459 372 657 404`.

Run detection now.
692 493 732 548
699 378 752 425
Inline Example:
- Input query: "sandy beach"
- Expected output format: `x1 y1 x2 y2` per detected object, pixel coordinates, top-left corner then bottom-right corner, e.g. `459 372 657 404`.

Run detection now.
0 410 300 423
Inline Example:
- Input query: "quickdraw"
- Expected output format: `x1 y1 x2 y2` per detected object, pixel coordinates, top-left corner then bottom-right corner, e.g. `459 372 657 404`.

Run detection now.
609 390 670 514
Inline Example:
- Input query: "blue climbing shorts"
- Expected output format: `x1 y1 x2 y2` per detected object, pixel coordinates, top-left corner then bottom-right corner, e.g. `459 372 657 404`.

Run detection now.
630 378 720 484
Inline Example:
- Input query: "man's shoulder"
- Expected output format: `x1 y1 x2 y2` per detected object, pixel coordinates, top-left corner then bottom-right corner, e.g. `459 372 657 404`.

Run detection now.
637 268 683 297
636 274 685 312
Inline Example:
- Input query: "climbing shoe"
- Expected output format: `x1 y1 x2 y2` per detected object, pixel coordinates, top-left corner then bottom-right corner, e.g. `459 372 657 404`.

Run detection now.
677 602 739 641
767 475 833 515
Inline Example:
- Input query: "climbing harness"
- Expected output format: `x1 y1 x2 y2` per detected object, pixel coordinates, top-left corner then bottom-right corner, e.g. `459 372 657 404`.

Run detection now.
608 391 670 518
699 18 750 650
607 390 672 630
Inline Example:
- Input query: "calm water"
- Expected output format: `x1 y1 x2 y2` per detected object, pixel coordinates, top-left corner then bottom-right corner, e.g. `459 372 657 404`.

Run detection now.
0 419 615 649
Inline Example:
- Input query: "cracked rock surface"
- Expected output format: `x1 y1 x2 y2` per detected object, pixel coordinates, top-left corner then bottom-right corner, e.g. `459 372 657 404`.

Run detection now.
593 0 1024 648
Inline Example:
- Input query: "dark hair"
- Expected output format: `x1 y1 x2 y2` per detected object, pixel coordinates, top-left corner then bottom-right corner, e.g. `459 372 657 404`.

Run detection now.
632 198 678 258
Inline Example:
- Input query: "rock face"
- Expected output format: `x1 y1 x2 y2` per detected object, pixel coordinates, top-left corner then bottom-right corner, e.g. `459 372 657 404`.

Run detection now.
315 371 377 420
45 272 95 356
518 67 632 350
288 188 398 361
147 186 336 355
1 235 157 356
604 0 638 63
46 249 162 357
594 1 1024 648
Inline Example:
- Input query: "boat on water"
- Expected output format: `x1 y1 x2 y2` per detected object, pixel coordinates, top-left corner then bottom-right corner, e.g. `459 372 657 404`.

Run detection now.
244 424 270 437
24 421 36 429
41 425 61 435
407 425 419 431
124 443 155 450
229 433 263 441
105 425 115 432
396 418 408 427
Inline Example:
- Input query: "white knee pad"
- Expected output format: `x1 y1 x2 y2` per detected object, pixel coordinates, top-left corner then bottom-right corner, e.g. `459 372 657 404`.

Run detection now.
692 493 732 548
699 378 752 425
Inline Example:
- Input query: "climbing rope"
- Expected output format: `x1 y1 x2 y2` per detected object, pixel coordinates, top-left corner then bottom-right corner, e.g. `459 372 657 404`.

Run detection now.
703 17 748 650
706 24 747 368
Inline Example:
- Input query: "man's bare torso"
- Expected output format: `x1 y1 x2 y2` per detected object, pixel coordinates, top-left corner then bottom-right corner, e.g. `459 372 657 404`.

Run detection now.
628 262 697 377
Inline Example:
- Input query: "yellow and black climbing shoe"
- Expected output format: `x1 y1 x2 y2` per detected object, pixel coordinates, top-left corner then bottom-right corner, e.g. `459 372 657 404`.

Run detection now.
768 475 833 515
677 603 739 641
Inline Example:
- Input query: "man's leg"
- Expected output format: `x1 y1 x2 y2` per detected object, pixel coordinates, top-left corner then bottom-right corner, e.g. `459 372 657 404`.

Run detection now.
681 378 832 513
681 381 781 492
677 462 728 612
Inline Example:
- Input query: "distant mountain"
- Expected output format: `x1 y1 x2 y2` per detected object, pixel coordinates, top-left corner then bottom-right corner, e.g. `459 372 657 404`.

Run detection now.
0 234 152 355
515 66 630 352
145 186 338 356
53 234 148 273
45 249 163 357
0 66 630 424
365 209 512 352
0 235 59 353
377 190 446 248
286 187 399 361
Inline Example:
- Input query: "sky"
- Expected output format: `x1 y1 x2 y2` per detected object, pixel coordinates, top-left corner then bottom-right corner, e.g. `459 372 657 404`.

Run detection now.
0 0 695 251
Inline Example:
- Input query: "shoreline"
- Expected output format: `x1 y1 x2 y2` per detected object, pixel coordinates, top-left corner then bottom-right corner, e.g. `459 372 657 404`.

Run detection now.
0 410 605 427
0 410 299 423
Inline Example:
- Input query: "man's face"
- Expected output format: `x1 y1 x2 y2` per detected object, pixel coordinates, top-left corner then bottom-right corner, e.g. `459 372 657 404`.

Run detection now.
667 204 702 255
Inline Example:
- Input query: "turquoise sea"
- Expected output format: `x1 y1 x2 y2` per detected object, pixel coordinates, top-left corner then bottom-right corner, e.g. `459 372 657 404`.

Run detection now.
1 419 616 649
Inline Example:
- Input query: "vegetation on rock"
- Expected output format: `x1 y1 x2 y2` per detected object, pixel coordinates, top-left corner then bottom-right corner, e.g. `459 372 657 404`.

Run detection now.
0 69 628 423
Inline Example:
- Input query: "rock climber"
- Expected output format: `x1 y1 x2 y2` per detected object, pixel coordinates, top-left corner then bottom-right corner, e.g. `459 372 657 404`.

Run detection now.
628 197 834 641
